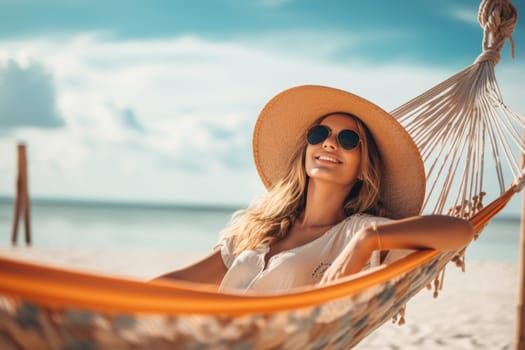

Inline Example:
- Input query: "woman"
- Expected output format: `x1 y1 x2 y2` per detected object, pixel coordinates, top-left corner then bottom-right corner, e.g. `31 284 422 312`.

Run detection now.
157 85 474 294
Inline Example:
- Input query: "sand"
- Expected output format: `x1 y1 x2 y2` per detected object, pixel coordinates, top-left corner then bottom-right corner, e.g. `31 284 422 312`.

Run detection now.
357 260 519 349
0 246 520 349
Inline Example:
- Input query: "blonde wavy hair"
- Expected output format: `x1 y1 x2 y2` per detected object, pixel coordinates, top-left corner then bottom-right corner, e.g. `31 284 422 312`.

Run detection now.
223 113 385 254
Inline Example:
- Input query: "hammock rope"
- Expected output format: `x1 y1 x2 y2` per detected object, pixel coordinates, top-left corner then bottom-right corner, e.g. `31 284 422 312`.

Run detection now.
392 0 521 216
392 0 521 217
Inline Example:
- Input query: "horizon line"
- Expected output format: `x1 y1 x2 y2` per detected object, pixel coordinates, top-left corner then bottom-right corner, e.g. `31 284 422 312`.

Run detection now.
0 194 521 220
0 194 245 212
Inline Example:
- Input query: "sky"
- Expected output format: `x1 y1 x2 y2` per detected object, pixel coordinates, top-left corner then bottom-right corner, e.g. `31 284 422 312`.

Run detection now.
0 0 524 215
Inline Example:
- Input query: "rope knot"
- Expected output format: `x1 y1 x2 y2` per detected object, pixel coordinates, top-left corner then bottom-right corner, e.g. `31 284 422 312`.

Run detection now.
474 48 501 65
512 175 525 193
476 0 518 65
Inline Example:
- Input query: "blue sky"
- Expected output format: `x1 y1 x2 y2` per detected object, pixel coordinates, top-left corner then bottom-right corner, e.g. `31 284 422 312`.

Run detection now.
0 0 524 215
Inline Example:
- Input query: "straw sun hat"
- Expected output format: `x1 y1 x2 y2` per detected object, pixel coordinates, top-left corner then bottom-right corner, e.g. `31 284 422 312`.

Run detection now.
252 85 426 219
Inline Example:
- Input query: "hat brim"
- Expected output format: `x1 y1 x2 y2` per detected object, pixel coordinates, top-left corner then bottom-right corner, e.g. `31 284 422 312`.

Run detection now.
253 85 425 219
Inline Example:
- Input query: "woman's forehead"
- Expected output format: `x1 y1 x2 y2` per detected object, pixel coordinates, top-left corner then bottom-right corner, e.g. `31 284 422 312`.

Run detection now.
320 114 360 130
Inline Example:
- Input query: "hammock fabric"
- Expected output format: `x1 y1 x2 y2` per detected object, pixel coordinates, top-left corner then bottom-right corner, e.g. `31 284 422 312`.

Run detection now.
0 0 522 349
0 187 514 349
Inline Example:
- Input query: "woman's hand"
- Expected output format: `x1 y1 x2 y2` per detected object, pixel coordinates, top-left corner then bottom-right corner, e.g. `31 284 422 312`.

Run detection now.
320 226 377 285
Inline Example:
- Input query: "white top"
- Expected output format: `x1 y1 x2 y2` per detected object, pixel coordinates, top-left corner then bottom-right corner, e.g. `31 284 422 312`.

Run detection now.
216 214 412 294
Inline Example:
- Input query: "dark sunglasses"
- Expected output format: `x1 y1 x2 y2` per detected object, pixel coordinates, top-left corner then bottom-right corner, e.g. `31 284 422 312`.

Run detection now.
306 125 360 150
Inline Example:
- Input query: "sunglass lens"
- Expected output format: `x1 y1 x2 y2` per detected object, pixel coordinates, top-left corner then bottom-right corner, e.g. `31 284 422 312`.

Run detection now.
338 130 360 150
306 125 330 145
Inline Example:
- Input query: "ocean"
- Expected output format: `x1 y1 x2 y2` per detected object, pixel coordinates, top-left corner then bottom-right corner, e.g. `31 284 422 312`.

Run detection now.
0 198 522 262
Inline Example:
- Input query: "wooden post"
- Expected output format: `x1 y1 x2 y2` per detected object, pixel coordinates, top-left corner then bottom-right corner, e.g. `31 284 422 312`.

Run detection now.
518 199 525 349
517 197 525 350
517 136 525 350
10 143 31 246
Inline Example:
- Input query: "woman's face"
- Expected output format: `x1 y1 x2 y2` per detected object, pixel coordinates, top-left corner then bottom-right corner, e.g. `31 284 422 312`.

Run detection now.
304 114 363 187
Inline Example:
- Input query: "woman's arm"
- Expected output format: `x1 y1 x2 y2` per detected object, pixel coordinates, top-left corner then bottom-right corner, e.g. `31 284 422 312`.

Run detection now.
153 250 228 288
320 215 474 284
373 214 474 251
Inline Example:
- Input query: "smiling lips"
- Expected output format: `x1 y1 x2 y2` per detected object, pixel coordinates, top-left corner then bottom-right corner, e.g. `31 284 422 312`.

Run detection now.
315 154 342 164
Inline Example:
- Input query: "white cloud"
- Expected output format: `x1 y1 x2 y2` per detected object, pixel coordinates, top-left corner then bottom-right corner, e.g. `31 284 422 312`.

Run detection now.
446 6 479 26
0 60 64 129
0 32 523 215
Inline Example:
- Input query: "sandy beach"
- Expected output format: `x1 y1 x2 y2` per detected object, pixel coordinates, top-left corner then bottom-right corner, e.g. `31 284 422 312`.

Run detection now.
0 246 519 349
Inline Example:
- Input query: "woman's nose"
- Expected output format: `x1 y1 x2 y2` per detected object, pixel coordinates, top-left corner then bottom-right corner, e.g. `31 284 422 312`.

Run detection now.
322 134 338 150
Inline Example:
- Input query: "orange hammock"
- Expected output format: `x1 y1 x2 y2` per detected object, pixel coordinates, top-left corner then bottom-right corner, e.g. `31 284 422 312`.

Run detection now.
0 186 515 349
0 0 522 349
0 186 516 349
